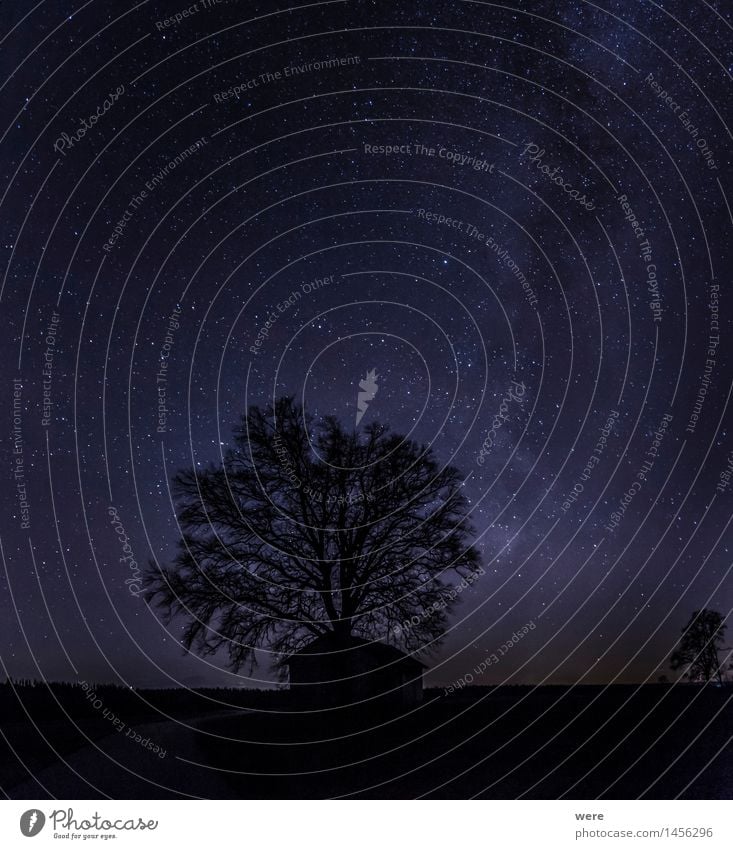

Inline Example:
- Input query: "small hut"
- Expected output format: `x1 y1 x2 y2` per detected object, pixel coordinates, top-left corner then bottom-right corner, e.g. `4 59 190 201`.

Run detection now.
286 634 424 710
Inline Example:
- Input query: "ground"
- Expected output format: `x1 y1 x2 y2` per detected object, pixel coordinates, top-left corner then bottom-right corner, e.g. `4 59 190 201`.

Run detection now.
2 686 731 799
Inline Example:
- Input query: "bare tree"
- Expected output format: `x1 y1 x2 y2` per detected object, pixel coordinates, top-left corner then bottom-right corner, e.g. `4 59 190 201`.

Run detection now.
145 397 481 672
670 609 727 684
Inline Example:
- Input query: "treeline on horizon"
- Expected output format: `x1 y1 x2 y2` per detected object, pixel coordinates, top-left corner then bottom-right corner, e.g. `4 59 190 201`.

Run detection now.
0 678 285 723
0 676 728 722
1 678 700 723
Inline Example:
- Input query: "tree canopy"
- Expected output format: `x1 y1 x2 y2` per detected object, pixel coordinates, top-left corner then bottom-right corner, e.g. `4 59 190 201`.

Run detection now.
670 609 727 684
145 397 481 672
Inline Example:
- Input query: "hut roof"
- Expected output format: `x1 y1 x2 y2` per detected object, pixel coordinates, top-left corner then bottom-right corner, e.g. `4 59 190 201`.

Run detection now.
286 634 426 669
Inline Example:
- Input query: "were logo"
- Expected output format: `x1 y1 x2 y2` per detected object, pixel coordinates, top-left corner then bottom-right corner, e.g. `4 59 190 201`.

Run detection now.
20 809 46 837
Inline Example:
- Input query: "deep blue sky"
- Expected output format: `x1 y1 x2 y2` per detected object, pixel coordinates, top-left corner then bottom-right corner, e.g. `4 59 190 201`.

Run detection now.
1 0 731 689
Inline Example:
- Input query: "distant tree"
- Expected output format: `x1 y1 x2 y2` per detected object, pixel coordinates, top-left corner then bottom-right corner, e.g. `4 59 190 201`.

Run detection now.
670 609 727 684
145 397 481 672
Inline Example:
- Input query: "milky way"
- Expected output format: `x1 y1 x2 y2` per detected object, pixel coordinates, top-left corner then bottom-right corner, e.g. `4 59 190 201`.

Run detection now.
1 0 731 692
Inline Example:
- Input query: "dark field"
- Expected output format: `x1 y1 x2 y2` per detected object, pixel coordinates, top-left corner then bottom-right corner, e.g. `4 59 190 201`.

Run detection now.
2 683 731 799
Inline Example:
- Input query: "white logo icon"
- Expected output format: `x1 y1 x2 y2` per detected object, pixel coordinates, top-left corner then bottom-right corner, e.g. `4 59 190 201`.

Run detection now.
356 368 379 425
20 810 45 837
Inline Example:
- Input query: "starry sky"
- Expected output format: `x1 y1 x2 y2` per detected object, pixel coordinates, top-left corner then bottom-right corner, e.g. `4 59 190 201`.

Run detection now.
1 0 732 690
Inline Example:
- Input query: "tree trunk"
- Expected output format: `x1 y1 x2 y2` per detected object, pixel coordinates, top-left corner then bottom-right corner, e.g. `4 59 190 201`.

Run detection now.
332 618 352 644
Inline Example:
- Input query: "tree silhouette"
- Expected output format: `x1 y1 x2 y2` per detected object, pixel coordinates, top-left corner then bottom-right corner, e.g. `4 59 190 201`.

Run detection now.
670 609 727 684
145 397 481 672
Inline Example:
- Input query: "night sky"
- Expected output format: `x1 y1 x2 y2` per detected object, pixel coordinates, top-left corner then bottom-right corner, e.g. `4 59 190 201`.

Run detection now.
2 0 732 690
